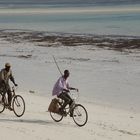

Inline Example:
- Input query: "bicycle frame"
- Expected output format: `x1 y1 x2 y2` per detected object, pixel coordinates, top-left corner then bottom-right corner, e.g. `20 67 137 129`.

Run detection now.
1 86 16 106
57 96 76 117
50 92 88 127
11 86 16 97
0 86 26 117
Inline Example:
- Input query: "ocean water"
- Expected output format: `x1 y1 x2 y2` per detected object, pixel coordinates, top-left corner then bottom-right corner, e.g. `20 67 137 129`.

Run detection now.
0 0 140 8
0 4 140 36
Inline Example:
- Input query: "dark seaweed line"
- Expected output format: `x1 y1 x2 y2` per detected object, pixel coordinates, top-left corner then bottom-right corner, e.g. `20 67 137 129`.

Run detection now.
1 29 140 51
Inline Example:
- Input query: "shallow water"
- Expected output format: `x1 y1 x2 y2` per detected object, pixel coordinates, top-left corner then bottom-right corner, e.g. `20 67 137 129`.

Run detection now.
0 5 140 36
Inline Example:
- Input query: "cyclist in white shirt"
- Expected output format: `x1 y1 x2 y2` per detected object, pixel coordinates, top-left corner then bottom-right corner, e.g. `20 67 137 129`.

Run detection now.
52 70 78 116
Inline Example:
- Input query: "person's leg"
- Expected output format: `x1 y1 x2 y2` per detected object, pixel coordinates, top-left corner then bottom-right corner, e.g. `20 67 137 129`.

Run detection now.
58 92 71 111
1 85 6 103
2 91 6 103
6 84 12 107
6 89 13 111
64 93 74 117
65 93 73 106
7 89 12 106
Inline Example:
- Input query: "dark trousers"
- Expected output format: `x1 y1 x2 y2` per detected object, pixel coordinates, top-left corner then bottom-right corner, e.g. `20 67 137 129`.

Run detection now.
0 83 12 106
6 89 12 106
57 92 73 110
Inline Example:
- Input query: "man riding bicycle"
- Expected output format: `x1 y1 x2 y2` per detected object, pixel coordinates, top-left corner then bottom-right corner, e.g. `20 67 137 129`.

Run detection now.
52 70 78 116
0 63 18 110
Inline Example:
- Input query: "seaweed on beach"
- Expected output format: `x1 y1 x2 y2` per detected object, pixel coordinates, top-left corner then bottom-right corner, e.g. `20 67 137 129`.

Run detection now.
0 29 140 52
0 54 32 59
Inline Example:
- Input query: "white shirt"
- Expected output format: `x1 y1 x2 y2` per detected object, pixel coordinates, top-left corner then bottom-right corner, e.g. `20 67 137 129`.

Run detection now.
52 76 70 96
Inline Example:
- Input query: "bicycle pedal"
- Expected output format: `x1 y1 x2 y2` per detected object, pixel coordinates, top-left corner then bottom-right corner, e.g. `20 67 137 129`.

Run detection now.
8 107 13 111
58 111 67 117
62 113 67 117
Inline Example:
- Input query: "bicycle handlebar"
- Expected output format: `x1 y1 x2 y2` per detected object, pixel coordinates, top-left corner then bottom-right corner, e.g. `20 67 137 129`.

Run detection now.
11 86 18 92
69 90 80 101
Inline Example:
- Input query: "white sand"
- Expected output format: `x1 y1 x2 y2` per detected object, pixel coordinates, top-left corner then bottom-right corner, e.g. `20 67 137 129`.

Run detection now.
0 93 140 140
0 34 140 140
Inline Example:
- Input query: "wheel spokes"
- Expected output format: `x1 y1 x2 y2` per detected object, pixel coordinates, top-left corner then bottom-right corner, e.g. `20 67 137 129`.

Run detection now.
13 95 25 117
73 104 88 127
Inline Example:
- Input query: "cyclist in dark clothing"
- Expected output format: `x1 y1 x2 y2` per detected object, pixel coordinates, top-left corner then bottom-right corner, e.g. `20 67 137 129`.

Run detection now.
0 63 18 110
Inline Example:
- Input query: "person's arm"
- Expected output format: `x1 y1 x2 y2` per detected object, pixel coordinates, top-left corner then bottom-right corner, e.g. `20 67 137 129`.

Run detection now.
69 87 79 92
1 70 6 84
67 82 78 92
10 71 18 86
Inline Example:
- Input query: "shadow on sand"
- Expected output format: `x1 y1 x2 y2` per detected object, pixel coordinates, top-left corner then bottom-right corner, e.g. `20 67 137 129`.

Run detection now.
0 117 76 128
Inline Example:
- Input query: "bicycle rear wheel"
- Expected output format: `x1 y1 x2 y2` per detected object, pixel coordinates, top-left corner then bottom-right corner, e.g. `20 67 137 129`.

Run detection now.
0 93 5 113
50 111 63 122
72 104 88 127
12 95 25 117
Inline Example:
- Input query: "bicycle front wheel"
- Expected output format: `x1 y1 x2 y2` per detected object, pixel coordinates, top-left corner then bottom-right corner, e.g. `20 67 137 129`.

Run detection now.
72 104 88 127
0 93 5 113
50 112 63 122
12 95 25 117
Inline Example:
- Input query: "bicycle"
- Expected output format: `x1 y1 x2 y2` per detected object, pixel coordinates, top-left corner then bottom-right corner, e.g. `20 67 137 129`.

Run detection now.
49 92 88 127
0 86 25 117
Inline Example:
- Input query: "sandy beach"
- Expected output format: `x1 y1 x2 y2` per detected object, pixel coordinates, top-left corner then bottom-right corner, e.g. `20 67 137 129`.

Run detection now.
0 92 140 140
0 30 140 140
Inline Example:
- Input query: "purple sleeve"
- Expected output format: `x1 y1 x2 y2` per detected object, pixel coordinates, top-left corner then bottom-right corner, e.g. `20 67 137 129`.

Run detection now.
58 77 64 90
